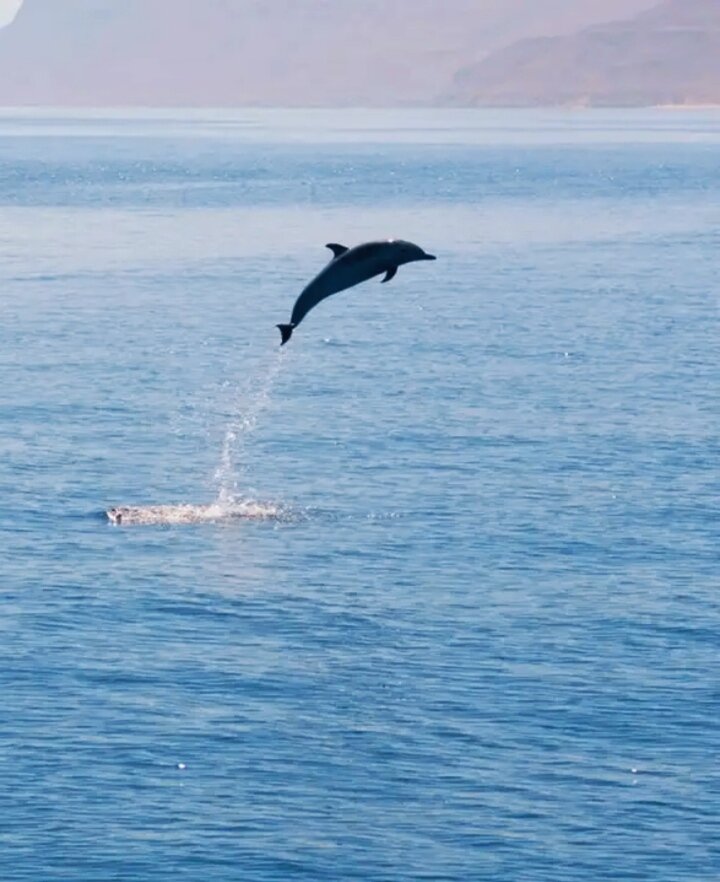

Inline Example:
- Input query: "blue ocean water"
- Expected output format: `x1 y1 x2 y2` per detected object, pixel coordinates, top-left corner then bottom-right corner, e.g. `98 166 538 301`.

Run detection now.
1 108 719 881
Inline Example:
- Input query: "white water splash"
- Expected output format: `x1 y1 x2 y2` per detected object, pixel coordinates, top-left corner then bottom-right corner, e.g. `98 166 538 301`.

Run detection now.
214 349 286 504
105 350 288 528
107 500 281 526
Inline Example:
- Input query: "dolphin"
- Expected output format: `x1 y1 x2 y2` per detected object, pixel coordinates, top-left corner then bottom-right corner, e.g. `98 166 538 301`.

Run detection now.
276 239 436 344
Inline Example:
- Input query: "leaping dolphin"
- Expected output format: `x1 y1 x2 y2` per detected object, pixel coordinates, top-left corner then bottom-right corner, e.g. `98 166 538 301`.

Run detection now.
276 239 436 344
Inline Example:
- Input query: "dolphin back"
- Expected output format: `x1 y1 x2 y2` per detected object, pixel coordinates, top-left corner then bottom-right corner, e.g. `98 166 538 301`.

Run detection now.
289 247 390 327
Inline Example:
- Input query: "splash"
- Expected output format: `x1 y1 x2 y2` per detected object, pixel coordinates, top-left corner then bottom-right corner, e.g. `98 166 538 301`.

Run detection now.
106 351 288 527
213 348 286 504
107 501 281 527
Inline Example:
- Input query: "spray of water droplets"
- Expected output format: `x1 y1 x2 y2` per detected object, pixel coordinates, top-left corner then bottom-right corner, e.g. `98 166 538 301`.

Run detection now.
213 348 286 504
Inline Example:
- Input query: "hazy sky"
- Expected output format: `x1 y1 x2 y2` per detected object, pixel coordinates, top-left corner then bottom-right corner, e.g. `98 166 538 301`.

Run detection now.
0 0 21 28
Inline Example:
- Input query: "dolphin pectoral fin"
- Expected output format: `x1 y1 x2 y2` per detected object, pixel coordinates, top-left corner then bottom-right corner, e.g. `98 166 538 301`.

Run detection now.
277 323 294 345
381 267 397 283
326 243 349 258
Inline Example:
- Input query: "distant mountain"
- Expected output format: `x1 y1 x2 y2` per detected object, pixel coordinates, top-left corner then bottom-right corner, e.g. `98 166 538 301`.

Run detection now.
0 0 657 106
446 0 720 107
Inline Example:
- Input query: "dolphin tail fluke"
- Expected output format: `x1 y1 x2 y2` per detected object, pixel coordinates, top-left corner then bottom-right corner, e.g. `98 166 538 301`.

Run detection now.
277 323 294 345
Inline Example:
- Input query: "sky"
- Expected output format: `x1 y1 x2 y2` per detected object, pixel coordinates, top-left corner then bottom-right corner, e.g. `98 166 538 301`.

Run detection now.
0 0 21 28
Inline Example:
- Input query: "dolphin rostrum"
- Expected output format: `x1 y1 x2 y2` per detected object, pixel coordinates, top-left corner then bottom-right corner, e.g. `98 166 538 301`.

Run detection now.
276 239 436 344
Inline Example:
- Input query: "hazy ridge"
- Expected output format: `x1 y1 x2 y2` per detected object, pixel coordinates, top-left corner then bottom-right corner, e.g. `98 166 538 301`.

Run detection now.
446 0 720 107
0 0 658 106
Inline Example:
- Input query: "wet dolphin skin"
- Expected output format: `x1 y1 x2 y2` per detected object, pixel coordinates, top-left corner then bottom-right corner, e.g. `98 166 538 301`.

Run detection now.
277 239 436 344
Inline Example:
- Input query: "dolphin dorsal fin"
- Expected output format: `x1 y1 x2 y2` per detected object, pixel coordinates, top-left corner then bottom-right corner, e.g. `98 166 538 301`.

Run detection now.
326 243 348 258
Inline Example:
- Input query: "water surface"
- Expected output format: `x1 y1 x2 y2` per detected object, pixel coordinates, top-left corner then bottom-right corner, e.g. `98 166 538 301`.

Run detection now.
1 109 719 881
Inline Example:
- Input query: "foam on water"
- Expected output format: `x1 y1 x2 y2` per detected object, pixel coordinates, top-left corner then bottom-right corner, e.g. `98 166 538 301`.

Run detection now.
106 500 281 526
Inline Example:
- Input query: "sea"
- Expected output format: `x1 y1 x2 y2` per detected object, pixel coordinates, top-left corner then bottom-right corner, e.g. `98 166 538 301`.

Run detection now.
1 108 718 881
